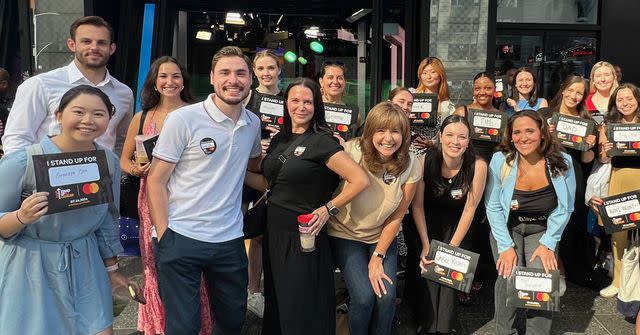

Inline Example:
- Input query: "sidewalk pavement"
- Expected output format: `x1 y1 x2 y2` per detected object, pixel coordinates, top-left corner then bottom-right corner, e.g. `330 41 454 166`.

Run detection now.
114 257 635 335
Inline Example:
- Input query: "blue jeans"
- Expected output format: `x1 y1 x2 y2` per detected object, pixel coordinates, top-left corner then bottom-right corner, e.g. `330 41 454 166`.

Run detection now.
330 237 397 335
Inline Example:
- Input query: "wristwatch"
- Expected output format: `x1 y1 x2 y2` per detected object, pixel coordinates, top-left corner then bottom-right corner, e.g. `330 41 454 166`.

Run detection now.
325 201 340 216
373 251 385 259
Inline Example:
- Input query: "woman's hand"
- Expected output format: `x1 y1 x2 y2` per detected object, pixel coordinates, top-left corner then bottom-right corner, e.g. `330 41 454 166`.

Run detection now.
412 136 432 150
506 98 517 108
308 206 331 236
18 192 49 225
260 139 271 155
109 271 146 304
548 124 556 134
600 140 614 156
496 247 517 278
585 134 597 149
530 245 557 274
131 160 151 177
368 256 393 298
333 133 346 146
419 243 432 273
589 195 604 214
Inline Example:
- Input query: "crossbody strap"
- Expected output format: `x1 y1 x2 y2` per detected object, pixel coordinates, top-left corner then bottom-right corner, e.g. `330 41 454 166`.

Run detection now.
138 109 149 135
267 132 312 192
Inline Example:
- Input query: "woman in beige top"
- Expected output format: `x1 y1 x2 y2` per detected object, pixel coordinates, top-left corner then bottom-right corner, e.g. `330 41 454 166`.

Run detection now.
328 101 422 335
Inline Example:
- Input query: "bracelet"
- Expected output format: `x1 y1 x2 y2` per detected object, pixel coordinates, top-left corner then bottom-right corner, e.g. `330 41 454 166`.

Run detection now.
105 263 119 272
15 211 26 226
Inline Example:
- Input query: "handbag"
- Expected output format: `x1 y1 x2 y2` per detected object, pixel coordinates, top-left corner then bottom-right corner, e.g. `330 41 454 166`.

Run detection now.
119 110 149 219
243 132 311 239
617 229 640 319
584 160 611 206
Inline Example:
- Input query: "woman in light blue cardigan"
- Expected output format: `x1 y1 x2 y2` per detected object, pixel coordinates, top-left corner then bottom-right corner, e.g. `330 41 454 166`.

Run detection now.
485 110 575 335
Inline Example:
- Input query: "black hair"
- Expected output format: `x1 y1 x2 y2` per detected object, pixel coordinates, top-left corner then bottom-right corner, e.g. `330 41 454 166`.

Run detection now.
281 77 332 138
56 85 115 118
424 114 477 197
141 56 194 111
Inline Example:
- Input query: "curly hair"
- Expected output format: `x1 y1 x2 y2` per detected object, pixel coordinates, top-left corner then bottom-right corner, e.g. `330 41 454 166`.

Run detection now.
498 110 569 177
358 101 411 176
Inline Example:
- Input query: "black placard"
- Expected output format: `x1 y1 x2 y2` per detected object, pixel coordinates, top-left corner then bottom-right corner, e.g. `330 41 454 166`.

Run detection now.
410 93 439 127
251 92 285 131
324 103 359 140
494 75 509 100
143 135 159 162
467 109 508 142
506 267 560 311
33 150 113 214
550 113 596 151
421 240 480 293
606 123 640 156
597 190 640 234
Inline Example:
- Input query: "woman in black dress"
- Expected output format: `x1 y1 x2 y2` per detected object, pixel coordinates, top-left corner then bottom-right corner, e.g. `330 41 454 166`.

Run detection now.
246 77 368 335
411 115 487 334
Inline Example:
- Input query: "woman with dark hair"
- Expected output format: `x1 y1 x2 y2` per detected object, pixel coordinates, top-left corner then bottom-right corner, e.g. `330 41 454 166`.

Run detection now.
486 110 575 335
328 101 421 335
0 85 141 334
547 74 598 288
590 83 640 299
246 77 368 335
504 67 548 115
119 56 211 335
319 61 347 105
410 114 487 334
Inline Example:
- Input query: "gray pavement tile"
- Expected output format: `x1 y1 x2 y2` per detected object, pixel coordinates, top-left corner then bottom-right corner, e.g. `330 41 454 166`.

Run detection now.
551 314 609 334
594 314 636 335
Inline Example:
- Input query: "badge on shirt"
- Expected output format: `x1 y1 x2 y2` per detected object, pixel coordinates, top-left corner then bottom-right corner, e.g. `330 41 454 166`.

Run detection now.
383 171 397 185
200 138 217 155
510 199 520 211
451 188 463 200
294 146 306 157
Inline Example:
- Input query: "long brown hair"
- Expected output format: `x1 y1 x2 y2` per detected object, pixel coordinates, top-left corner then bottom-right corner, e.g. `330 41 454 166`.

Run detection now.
498 110 569 177
416 57 450 102
606 83 640 123
511 67 540 108
549 74 590 119
358 101 411 176
141 56 194 111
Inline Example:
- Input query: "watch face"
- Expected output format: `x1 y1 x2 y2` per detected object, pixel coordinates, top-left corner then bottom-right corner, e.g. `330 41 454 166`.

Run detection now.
329 207 340 216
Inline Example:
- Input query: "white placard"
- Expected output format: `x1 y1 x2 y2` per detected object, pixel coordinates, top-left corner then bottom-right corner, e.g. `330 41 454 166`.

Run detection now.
515 276 553 293
473 115 502 129
48 163 100 187
412 102 432 113
325 111 352 125
556 120 587 136
260 101 284 116
605 199 640 217
613 130 640 142
434 250 470 273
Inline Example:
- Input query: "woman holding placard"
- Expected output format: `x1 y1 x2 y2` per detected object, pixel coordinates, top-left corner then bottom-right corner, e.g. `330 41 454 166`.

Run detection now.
119 56 211 334
0 85 142 334
590 83 640 298
546 74 598 288
486 110 575 335
410 114 487 334
586 61 618 115
504 67 548 115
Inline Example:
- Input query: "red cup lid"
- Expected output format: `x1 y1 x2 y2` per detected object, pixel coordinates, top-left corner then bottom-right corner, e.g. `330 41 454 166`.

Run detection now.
297 214 314 224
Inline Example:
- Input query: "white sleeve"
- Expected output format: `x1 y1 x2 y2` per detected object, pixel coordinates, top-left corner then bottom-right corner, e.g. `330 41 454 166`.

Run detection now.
249 122 261 158
152 112 188 163
1 78 48 155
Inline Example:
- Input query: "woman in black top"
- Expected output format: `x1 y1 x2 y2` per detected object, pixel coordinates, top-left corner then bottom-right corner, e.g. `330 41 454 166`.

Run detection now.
411 115 487 334
246 78 368 335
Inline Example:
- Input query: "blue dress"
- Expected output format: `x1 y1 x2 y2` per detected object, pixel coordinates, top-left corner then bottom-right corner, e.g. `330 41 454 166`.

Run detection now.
0 137 123 334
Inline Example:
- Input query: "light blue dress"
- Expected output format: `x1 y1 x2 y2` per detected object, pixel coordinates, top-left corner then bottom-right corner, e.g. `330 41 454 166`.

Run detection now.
0 137 123 334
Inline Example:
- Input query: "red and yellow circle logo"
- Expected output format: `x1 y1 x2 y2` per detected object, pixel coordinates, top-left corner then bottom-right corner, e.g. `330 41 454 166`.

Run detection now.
82 183 100 195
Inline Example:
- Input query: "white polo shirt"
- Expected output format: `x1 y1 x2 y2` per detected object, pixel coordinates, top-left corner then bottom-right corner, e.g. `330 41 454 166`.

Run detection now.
153 94 261 243
2 61 134 155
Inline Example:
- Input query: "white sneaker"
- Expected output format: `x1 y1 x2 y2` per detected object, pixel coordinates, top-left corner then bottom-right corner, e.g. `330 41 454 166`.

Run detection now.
247 292 264 318
559 275 567 296
599 285 619 298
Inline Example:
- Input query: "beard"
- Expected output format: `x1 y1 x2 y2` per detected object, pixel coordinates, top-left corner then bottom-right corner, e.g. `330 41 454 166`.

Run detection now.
216 88 250 106
75 50 110 69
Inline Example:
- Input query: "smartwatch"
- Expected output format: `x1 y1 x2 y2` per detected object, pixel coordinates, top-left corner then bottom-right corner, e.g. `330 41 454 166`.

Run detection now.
373 251 385 259
325 201 340 216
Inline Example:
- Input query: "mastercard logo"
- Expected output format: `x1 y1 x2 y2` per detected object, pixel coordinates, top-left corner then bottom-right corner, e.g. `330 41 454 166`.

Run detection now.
488 129 499 135
536 292 550 302
450 271 464 281
630 213 640 221
421 113 430 119
82 183 99 195
277 117 284 125
571 136 583 143
336 125 349 132
633 142 640 149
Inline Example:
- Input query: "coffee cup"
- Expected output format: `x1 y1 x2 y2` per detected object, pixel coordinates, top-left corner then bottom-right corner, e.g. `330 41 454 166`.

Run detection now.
297 214 316 252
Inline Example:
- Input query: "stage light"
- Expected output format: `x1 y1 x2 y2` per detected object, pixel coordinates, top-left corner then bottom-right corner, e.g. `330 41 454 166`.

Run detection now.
225 12 245 25
284 51 297 63
195 30 212 40
298 57 308 65
310 41 324 53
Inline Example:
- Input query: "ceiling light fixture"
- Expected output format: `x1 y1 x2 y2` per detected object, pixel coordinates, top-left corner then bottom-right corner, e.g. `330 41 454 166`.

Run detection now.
195 30 212 40
225 12 245 25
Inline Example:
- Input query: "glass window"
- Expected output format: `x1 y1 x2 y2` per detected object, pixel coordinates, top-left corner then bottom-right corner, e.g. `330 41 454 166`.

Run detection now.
498 0 598 24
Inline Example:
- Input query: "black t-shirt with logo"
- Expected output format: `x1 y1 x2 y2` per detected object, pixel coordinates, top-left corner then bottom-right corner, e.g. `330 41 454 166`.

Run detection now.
262 131 342 213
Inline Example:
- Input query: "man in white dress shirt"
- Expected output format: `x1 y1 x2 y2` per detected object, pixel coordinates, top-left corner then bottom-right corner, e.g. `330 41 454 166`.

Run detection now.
2 16 133 155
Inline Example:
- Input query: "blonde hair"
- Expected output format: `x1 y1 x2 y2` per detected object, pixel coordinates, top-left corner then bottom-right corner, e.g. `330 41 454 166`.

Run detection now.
589 61 618 94
253 49 282 68
416 57 450 102
358 101 411 176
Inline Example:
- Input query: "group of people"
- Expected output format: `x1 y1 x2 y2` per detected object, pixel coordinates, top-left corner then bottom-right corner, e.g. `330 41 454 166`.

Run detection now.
0 15 638 335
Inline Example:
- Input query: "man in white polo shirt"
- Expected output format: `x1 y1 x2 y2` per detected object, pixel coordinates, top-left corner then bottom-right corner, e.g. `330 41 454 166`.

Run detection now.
2 16 133 155
147 46 261 335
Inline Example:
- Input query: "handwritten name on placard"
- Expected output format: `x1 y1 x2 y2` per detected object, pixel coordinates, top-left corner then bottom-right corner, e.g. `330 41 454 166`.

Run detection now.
613 130 640 142
434 249 471 273
473 114 502 129
422 240 479 293
605 194 640 217
556 120 588 136
515 272 553 292
49 163 100 187
260 99 284 117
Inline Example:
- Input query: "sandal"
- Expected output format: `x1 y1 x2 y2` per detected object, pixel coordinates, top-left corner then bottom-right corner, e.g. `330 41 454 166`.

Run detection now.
471 281 483 294
458 292 471 305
